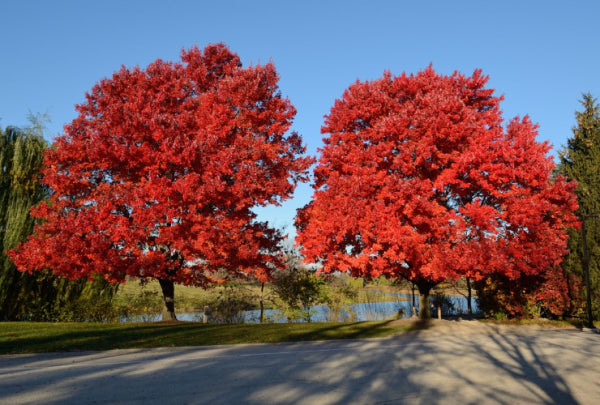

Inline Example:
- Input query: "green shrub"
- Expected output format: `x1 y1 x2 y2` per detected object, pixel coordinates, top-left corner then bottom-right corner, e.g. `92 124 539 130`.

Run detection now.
272 268 327 322
203 285 256 324
322 273 359 322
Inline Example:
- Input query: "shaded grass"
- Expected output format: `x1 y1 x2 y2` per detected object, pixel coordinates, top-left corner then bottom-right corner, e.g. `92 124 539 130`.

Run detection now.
0 320 429 355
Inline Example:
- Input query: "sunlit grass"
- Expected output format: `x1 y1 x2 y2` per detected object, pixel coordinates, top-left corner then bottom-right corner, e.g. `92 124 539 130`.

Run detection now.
0 320 428 354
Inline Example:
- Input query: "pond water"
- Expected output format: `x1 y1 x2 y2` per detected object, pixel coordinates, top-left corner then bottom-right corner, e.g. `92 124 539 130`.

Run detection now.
123 292 480 323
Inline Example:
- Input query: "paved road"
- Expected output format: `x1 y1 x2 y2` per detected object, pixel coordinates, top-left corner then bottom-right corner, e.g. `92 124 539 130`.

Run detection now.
1 321 599 404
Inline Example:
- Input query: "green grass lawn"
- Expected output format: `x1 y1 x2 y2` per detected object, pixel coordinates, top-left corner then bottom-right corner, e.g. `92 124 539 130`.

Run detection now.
0 320 428 355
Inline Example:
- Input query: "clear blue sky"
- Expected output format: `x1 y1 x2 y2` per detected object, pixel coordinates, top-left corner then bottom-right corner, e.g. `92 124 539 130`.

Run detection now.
2 0 599 233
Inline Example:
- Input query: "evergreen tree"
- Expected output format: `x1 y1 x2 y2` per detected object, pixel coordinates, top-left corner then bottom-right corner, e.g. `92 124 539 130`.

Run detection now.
557 93 600 321
0 121 116 321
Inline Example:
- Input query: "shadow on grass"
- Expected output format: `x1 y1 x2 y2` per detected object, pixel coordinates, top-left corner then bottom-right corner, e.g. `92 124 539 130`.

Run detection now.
274 319 432 342
0 319 432 354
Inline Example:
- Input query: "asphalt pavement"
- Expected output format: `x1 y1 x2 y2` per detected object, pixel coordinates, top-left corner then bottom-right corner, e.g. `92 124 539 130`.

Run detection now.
1 321 599 404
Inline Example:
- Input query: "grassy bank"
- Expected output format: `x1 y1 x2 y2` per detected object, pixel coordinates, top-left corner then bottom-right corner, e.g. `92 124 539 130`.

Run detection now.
112 278 413 319
0 320 428 355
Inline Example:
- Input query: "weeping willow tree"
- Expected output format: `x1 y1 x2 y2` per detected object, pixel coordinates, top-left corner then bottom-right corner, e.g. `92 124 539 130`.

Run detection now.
1 119 117 321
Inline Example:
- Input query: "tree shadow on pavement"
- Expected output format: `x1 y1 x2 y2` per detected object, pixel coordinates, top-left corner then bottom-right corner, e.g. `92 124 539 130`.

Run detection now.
1 323 597 404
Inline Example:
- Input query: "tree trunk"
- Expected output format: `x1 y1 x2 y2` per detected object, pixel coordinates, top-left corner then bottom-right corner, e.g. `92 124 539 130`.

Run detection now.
417 282 433 319
259 282 265 324
466 277 473 315
158 278 177 321
411 282 417 318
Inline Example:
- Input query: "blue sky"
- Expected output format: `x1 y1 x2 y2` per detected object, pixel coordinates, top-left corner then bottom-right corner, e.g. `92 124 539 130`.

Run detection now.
2 0 599 233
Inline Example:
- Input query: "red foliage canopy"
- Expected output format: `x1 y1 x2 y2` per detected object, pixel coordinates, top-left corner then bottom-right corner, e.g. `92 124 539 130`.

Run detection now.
10 44 312 287
296 67 578 296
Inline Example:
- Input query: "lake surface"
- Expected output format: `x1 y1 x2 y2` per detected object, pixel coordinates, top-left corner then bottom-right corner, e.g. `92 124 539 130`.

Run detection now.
123 292 480 323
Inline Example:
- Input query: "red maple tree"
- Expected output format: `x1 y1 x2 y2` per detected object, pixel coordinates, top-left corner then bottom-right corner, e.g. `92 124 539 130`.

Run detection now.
296 67 578 318
9 44 313 319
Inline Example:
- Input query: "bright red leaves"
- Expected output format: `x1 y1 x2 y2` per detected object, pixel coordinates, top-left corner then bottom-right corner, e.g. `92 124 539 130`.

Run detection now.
10 44 312 287
9 54 578 319
296 67 578 297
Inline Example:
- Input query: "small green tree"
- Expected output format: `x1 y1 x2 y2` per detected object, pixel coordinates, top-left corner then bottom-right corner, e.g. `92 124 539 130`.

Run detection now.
271 252 326 322
556 93 600 322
